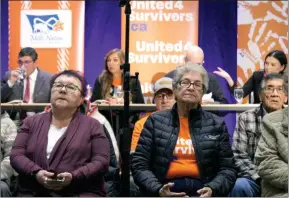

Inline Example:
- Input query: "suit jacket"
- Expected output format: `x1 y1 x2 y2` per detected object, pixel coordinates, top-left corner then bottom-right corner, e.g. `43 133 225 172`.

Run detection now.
1 68 52 103
1 68 53 119
165 69 228 104
10 111 110 197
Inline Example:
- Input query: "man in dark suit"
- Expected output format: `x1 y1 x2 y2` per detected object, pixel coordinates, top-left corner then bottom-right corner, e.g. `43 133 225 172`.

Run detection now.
1 47 53 120
165 46 228 104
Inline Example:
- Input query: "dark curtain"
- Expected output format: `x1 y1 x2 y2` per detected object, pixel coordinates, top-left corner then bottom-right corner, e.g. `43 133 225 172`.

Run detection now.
198 0 237 138
84 1 121 86
1 0 8 77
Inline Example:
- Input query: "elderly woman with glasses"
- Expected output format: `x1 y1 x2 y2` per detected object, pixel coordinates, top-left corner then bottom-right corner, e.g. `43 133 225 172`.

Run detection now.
10 70 110 197
131 63 236 197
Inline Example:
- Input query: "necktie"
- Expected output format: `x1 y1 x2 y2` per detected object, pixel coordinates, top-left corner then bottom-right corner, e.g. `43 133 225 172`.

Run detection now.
24 77 30 102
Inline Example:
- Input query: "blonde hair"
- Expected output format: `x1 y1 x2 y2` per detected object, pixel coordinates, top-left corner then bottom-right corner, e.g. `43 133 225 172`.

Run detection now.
99 49 125 99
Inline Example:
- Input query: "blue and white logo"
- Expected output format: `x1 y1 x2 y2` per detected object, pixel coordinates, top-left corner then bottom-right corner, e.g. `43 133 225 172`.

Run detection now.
21 10 72 48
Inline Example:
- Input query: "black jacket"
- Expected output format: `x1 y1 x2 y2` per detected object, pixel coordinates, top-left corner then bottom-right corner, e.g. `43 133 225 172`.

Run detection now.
90 76 144 104
131 104 236 197
103 127 120 197
165 70 228 104
230 71 264 104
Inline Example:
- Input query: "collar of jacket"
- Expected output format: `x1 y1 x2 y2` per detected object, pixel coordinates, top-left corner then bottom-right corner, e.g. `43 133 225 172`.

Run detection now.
171 102 202 124
281 107 288 135
254 103 265 118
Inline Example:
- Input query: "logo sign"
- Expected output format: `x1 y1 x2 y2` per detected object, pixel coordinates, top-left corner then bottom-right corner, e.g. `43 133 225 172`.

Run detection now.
20 10 72 48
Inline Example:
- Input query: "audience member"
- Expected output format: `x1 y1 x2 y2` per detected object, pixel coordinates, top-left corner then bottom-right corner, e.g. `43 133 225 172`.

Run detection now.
44 100 121 196
230 73 288 197
10 70 109 196
1 112 17 197
131 63 236 197
1 47 52 121
88 105 121 197
130 77 175 196
90 48 144 104
131 77 176 152
255 107 288 197
165 45 228 104
214 50 287 103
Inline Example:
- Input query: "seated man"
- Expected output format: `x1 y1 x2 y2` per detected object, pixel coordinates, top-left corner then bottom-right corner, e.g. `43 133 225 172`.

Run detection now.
131 77 176 152
230 73 288 197
130 77 176 197
255 107 288 197
1 112 17 197
131 63 236 197
165 45 228 104
1 47 52 121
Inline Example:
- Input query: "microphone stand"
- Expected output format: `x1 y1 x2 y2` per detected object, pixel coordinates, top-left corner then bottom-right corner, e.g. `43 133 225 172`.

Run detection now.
119 0 139 196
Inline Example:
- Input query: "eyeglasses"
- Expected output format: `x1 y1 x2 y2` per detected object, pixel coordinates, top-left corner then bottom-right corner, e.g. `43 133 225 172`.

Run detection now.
179 79 204 90
52 82 82 94
155 92 174 100
17 60 33 65
264 86 286 94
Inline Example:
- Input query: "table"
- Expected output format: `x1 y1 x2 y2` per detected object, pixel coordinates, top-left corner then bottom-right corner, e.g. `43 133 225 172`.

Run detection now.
1 103 263 112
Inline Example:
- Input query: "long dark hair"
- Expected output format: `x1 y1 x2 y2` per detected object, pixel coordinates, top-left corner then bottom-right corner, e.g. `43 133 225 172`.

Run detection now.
265 50 287 73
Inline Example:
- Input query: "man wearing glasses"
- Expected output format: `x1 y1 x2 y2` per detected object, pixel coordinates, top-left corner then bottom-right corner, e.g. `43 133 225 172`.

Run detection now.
1 47 52 120
131 77 176 152
165 45 227 104
230 73 288 197
129 77 175 196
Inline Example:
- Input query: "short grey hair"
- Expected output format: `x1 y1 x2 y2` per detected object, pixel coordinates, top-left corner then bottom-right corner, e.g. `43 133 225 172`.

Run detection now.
259 72 288 95
173 62 209 93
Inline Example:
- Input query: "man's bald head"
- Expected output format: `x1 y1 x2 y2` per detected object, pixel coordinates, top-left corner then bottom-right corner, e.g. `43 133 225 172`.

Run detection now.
184 45 204 64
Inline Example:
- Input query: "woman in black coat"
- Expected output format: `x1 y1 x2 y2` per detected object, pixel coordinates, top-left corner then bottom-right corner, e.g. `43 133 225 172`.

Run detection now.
214 50 287 103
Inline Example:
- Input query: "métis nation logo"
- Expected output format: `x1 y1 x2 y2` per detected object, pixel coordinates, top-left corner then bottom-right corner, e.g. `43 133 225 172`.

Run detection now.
25 14 64 41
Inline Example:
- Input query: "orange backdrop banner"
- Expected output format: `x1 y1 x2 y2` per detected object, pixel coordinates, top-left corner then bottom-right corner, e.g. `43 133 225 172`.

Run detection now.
237 1 288 102
9 1 85 74
121 1 199 103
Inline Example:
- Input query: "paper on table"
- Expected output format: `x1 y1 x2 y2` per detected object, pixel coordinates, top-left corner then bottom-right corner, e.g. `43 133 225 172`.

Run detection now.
6 100 24 104
202 92 212 100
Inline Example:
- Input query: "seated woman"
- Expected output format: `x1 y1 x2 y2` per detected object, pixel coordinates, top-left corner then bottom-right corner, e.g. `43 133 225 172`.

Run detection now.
255 107 288 197
90 48 144 104
131 63 237 197
44 100 121 197
214 50 287 103
10 70 110 197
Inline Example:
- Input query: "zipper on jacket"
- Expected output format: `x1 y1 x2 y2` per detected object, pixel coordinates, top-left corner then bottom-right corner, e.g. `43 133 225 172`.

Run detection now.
188 115 205 180
163 127 179 177
162 115 180 180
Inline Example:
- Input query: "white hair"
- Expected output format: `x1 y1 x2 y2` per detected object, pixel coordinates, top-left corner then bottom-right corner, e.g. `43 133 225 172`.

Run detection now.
173 62 209 93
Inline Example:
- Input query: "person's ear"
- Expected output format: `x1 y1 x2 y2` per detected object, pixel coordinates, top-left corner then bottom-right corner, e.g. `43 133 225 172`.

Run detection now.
258 93 263 102
279 64 285 72
184 56 188 63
